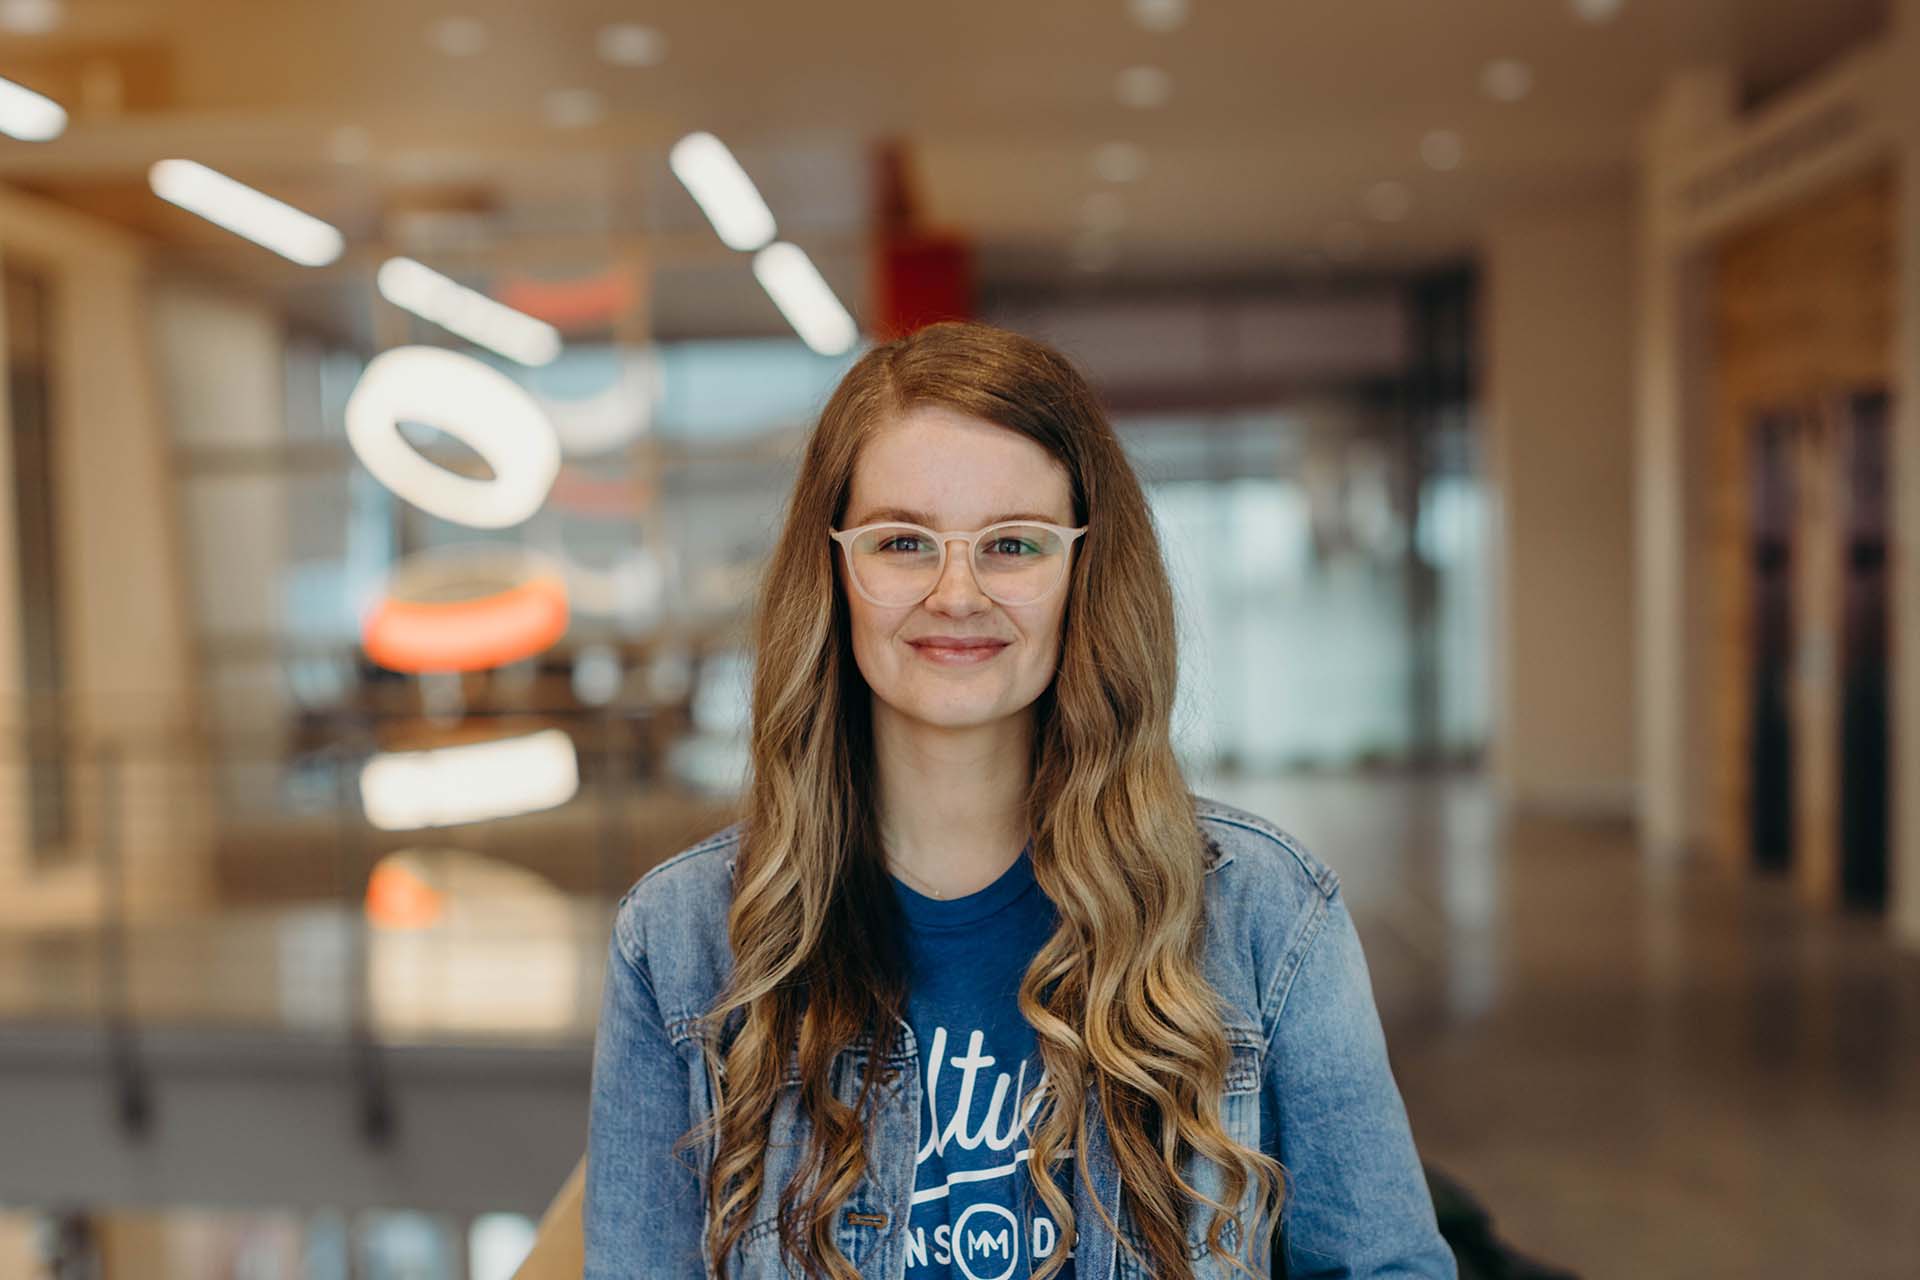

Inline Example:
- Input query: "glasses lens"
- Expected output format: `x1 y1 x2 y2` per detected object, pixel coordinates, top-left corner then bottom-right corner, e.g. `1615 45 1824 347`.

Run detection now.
972 523 1069 604
846 525 943 606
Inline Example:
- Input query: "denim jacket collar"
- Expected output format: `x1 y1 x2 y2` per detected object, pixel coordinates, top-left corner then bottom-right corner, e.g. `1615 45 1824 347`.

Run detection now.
715 832 1233 1052
719 832 1235 887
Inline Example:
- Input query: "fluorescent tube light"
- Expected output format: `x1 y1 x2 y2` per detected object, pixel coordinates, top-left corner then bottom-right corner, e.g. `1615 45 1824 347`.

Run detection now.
0 75 64 141
148 159 344 266
360 729 579 830
751 242 857 356
669 131 776 250
376 256 563 367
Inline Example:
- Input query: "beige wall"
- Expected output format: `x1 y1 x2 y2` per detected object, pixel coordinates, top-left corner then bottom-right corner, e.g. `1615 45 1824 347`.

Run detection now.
0 184 208 925
1484 196 1639 817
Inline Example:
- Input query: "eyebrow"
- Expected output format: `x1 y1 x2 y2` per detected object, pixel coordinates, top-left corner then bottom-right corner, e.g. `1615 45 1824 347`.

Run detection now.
848 506 1066 527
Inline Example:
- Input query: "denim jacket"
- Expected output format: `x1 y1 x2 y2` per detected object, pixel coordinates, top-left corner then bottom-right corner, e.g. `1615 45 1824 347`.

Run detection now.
585 795 1456 1279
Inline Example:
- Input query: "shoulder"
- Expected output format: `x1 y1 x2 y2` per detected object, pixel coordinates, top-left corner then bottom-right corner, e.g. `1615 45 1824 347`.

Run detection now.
610 820 744 968
1189 793 1345 1036
1191 792 1340 901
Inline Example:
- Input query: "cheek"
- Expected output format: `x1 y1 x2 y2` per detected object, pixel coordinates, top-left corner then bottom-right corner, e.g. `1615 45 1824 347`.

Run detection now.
840 588 904 680
846 599 879 664
1020 605 1070 669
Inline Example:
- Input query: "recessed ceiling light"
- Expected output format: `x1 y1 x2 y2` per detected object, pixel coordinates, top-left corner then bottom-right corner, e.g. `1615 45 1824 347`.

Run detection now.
1092 142 1147 183
1116 66 1172 109
1127 0 1188 33
1363 181 1411 223
1071 233 1118 274
597 23 667 67
1420 129 1463 171
1571 0 1624 21
0 0 61 35
428 16 488 58
387 149 465 182
1325 221 1367 261
1481 59 1533 103
328 125 372 165
544 89 606 129
1083 190 1126 231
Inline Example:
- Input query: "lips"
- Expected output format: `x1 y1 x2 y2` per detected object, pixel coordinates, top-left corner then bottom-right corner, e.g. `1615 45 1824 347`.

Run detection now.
906 637 1013 667
909 638 1009 651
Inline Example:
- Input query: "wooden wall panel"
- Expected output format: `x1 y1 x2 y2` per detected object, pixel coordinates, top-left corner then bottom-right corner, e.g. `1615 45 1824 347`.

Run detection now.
1709 165 1893 907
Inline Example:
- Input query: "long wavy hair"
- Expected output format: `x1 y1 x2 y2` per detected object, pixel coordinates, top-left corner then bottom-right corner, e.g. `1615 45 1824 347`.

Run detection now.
672 320 1286 1278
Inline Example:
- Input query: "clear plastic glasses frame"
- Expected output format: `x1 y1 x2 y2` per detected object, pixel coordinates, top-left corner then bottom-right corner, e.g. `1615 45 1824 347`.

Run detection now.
828 520 1089 607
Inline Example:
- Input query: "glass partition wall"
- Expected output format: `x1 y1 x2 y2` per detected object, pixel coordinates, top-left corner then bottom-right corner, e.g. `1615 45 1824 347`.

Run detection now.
160 270 1485 875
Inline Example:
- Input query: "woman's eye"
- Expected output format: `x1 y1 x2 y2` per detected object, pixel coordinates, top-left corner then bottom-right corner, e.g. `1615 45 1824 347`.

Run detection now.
878 536 924 553
989 538 1036 556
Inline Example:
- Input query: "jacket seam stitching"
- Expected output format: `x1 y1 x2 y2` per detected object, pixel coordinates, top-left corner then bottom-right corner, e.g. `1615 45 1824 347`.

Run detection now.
616 930 661 1009
613 824 743 958
1261 888 1332 1046
1195 811 1339 899
634 822 743 890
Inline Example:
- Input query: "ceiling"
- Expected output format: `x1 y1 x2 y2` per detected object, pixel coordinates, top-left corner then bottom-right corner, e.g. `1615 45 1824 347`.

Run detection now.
0 0 1890 338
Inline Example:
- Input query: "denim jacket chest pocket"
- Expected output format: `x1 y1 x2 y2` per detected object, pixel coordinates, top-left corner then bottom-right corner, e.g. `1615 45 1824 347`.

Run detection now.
1113 1023 1267 1280
682 1030 916 1279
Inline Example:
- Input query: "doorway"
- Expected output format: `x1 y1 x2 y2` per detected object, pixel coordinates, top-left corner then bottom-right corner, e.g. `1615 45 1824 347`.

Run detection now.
1836 387 1889 910
1747 408 1797 874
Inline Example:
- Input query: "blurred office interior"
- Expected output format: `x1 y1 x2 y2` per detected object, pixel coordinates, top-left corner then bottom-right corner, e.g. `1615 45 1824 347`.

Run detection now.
0 0 1917 1276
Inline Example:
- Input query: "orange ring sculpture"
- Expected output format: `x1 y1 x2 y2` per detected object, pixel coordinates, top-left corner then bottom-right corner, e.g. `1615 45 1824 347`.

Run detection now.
361 549 570 674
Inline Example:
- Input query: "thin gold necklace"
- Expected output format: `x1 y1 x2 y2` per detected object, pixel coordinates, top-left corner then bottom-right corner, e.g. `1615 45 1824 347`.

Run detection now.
885 838 1029 900
885 855 950 899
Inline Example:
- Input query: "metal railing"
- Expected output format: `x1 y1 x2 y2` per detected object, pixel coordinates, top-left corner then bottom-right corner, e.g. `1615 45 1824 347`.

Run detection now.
0 703 743 1146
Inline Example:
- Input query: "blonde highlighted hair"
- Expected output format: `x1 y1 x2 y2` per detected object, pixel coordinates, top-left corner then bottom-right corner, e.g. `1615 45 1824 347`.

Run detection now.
672 321 1286 1278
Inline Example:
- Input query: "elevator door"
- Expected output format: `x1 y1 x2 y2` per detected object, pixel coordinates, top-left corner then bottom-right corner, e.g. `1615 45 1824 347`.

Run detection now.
1838 388 1889 910
1748 410 1796 873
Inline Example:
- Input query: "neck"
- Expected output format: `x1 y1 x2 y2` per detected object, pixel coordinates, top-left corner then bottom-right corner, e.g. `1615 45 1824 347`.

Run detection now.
874 701 1033 899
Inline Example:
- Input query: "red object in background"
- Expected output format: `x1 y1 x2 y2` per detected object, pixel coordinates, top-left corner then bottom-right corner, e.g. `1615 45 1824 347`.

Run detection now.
870 138 974 339
874 234 974 340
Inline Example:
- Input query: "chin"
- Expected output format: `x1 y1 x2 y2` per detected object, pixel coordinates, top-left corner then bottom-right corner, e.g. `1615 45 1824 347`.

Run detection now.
914 699 996 725
897 696 1004 729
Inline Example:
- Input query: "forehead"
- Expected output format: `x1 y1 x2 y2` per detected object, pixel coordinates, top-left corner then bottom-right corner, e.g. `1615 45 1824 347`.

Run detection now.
847 403 1072 526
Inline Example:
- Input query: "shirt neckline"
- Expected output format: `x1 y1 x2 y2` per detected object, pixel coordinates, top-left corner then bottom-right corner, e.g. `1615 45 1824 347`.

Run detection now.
889 836 1037 931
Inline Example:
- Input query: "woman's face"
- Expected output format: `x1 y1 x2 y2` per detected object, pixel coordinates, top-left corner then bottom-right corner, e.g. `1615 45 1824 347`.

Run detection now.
836 403 1077 734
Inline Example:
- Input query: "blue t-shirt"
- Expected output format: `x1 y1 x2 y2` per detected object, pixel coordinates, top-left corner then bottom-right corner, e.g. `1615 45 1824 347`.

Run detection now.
889 838 1077 1278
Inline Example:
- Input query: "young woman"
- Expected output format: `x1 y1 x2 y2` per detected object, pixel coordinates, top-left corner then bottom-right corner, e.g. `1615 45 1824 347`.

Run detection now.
584 322 1454 1279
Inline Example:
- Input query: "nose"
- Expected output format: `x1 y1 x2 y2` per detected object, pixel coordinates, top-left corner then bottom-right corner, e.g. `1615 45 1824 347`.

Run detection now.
923 535 990 613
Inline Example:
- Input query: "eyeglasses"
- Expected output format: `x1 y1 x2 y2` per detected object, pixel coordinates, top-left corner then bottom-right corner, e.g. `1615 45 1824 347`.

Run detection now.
828 520 1088 608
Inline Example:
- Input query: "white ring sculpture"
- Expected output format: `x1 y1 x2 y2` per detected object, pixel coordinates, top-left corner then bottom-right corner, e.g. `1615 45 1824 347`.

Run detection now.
345 345 561 530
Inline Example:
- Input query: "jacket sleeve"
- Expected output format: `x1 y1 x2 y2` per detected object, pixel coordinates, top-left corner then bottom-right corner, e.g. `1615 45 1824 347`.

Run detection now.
1265 886 1456 1279
584 922 710 1278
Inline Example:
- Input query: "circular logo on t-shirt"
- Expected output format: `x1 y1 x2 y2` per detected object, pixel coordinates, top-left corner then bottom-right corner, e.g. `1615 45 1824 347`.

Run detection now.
950 1203 1021 1280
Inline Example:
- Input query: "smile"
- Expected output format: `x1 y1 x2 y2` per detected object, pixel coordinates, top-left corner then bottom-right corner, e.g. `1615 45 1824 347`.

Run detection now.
909 641 1009 665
